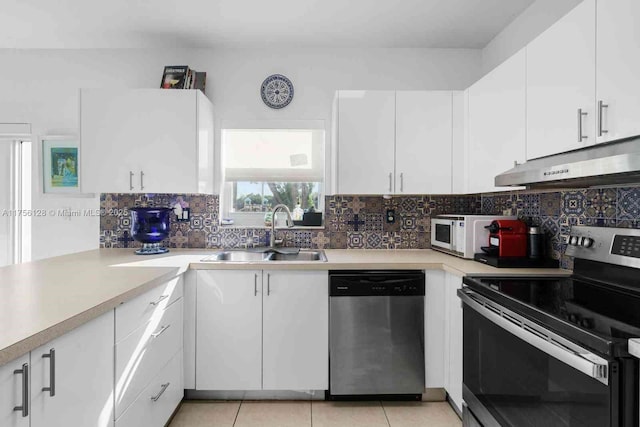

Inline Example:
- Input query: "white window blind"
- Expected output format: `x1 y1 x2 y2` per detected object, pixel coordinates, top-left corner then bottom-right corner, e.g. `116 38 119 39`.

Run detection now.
223 128 324 182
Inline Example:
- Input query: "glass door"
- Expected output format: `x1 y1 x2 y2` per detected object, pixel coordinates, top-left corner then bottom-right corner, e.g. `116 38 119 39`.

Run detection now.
462 292 617 427
0 139 30 266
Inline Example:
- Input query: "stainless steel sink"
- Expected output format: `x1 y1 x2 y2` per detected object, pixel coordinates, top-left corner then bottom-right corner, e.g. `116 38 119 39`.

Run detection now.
267 251 327 262
201 249 327 262
201 251 269 262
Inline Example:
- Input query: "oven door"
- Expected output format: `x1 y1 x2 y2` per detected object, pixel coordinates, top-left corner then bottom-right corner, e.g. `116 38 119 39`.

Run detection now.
459 289 619 427
431 218 457 253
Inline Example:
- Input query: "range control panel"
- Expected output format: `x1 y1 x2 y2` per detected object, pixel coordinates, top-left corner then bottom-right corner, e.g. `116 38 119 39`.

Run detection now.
612 235 640 258
566 226 640 269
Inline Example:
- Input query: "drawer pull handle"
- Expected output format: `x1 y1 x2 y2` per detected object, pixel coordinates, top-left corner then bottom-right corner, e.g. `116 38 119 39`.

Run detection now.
13 363 28 417
149 295 169 306
151 324 170 338
42 349 55 397
150 382 170 402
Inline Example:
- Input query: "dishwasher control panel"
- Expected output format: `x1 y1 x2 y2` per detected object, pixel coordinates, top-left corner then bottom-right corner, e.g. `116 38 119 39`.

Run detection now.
329 270 425 296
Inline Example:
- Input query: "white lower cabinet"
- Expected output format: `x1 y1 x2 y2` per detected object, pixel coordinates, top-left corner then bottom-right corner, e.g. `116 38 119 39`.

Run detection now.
196 269 329 391
262 271 329 390
424 270 447 388
444 273 463 413
196 270 263 390
115 298 183 418
0 353 30 427
30 311 115 427
115 351 183 427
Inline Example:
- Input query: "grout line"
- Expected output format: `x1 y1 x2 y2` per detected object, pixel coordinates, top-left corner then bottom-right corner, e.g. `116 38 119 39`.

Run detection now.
232 400 243 426
380 401 392 427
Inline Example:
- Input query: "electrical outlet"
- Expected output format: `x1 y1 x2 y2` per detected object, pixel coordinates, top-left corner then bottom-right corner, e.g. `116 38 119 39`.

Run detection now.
176 207 190 222
386 209 395 224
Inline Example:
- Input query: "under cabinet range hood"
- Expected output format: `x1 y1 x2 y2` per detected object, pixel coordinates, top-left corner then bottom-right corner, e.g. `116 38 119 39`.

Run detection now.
495 136 640 188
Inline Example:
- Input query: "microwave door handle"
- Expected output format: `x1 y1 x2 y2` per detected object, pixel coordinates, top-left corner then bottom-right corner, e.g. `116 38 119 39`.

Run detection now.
450 221 456 251
459 290 609 385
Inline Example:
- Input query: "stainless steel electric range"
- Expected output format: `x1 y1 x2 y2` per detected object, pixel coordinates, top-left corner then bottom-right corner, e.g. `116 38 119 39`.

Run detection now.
460 226 640 427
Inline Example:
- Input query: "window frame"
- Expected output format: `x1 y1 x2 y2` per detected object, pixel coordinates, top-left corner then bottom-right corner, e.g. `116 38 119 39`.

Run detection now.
219 120 326 227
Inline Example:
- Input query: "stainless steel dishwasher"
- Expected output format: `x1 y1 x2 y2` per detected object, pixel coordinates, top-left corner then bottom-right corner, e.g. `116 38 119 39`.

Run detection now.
329 270 425 399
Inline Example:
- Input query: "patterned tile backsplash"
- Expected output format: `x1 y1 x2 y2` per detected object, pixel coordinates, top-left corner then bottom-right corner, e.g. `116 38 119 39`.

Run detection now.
99 186 640 270
480 186 640 269
99 193 480 251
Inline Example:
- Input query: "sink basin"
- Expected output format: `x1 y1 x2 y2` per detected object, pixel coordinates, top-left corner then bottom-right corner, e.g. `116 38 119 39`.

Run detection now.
267 251 327 262
201 249 327 263
201 251 269 262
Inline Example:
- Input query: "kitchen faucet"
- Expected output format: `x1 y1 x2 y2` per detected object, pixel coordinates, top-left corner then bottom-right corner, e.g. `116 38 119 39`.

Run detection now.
269 204 294 248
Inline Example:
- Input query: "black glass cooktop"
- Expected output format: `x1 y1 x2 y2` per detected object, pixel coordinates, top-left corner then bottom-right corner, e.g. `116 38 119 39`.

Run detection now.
463 275 640 356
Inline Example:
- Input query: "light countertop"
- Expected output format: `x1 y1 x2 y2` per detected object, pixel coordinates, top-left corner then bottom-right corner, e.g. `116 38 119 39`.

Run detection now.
0 248 570 366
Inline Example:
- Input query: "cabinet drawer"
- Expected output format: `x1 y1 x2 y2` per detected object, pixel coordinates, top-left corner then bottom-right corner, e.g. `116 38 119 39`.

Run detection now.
116 350 183 427
116 276 183 342
115 298 183 418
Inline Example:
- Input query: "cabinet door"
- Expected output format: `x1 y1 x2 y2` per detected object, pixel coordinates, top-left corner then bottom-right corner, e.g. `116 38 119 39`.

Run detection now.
31 312 114 427
596 0 640 143
81 89 198 194
396 91 453 194
337 91 396 194
424 270 446 388
526 0 596 160
467 50 526 193
445 273 463 413
196 270 262 390
0 354 30 427
262 271 328 390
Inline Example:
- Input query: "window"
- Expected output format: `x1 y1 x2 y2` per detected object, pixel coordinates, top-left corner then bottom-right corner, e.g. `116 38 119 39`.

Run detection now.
221 124 325 227
0 139 31 265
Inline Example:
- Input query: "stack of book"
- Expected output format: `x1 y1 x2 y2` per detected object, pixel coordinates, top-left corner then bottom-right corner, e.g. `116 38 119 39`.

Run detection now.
160 65 206 93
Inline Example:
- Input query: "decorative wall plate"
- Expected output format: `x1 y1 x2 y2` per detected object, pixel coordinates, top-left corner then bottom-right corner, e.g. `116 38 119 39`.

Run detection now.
261 74 294 109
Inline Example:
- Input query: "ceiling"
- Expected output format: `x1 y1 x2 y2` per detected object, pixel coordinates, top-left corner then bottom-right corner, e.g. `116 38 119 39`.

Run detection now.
0 0 534 49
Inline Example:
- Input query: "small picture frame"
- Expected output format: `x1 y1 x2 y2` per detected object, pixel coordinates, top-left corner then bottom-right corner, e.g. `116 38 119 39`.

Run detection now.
42 136 80 194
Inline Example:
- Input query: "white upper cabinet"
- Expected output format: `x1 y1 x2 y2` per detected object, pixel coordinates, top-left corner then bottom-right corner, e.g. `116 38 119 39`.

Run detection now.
30 312 114 427
396 91 453 194
526 0 596 160
467 49 526 193
336 90 459 195
596 0 640 143
81 89 214 194
337 91 396 194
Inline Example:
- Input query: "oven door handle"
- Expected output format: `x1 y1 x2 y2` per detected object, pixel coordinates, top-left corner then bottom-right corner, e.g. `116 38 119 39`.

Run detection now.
459 289 610 385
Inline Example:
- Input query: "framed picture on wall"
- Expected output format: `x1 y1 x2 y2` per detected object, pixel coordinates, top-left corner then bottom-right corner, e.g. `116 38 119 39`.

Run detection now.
42 136 80 194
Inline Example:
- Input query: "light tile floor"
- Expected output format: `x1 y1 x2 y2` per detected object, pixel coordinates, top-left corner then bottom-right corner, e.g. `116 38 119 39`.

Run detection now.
169 400 462 427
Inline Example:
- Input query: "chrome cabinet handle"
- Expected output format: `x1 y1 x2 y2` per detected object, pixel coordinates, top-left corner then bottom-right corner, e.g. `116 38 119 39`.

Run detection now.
149 294 169 306
150 382 170 402
129 171 134 191
578 109 588 141
140 171 145 191
254 274 258 296
400 173 404 192
42 349 55 396
388 172 392 192
598 100 609 137
267 273 271 296
13 363 28 417
151 324 170 338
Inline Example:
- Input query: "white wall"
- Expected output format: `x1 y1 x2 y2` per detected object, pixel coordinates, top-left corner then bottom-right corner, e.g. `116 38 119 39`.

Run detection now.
0 47 481 260
481 0 582 75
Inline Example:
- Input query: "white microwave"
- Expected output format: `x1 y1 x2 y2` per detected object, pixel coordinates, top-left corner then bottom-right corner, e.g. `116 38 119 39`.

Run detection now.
431 214 516 259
